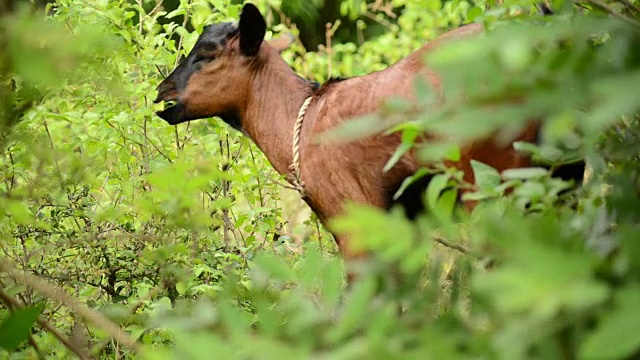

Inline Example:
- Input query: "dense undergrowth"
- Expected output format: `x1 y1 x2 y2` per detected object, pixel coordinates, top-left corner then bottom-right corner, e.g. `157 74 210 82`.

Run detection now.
1 0 640 359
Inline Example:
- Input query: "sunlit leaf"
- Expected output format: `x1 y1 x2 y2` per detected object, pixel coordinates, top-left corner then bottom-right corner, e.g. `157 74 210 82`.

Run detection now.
580 286 640 360
471 160 501 190
0 304 44 351
501 167 549 180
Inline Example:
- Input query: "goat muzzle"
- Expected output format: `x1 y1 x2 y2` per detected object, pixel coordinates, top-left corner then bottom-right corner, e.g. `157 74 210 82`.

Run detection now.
154 80 180 103
155 100 186 125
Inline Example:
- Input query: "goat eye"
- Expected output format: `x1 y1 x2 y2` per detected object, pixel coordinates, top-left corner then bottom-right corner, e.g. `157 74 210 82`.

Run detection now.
193 51 215 64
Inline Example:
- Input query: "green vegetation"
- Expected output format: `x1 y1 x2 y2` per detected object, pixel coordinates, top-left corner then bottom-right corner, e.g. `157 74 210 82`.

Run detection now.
1 0 640 359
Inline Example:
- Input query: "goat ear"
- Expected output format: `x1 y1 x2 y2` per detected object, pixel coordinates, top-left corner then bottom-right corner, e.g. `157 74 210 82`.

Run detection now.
239 3 266 57
268 33 295 53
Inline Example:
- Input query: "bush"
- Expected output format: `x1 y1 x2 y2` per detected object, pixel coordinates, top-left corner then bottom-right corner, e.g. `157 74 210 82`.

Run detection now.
1 0 639 359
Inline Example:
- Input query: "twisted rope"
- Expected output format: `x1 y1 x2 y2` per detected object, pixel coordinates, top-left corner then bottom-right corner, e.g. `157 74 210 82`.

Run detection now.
289 96 313 198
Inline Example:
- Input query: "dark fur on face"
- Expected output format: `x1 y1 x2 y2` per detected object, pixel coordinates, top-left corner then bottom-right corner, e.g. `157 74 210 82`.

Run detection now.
154 22 239 124
154 4 297 128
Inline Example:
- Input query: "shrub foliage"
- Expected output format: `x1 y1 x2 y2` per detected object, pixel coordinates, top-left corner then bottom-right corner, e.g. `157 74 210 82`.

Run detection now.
1 0 639 359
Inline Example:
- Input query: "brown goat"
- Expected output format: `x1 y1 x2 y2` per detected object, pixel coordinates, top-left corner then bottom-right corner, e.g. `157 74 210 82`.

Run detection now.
154 3 584 259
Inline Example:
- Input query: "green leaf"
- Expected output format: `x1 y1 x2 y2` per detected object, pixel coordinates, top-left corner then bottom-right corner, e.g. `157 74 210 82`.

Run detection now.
0 304 44 351
384 142 412 173
400 242 430 274
443 144 461 162
300 244 322 288
328 276 377 343
501 167 549 180
474 237 608 318
580 286 640 360
176 281 190 296
467 6 484 21
427 173 451 211
383 96 413 113
4 200 32 225
322 256 344 307
253 253 296 283
435 188 458 221
166 8 186 19
514 181 547 202
414 75 436 105
219 301 253 338
330 204 414 253
319 114 388 143
513 141 541 157
471 160 501 190
5 285 27 297
382 124 420 172
497 38 532 71
393 168 431 200
171 330 235 360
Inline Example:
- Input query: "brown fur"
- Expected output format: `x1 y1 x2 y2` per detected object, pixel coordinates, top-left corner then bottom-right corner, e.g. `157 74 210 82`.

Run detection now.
155 5 576 261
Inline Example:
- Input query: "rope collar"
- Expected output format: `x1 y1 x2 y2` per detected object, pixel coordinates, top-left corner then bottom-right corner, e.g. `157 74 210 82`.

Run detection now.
289 96 312 198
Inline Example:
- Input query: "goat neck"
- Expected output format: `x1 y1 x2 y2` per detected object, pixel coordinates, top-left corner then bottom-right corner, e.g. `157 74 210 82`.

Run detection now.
241 45 315 177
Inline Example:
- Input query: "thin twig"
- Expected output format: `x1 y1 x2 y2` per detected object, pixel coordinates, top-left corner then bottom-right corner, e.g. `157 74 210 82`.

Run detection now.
432 236 478 259
0 285 89 360
219 135 237 248
42 120 62 179
576 0 639 25
249 147 265 207
173 1 191 69
174 126 181 154
368 0 397 18
138 129 173 163
0 259 141 355
146 0 164 18
0 287 45 360
315 217 323 253
363 11 394 29
155 64 167 79
613 0 640 13
137 0 144 35
325 23 334 78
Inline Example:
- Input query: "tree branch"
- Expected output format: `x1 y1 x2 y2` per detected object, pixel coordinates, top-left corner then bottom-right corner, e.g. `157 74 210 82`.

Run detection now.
0 285 89 360
0 259 142 355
